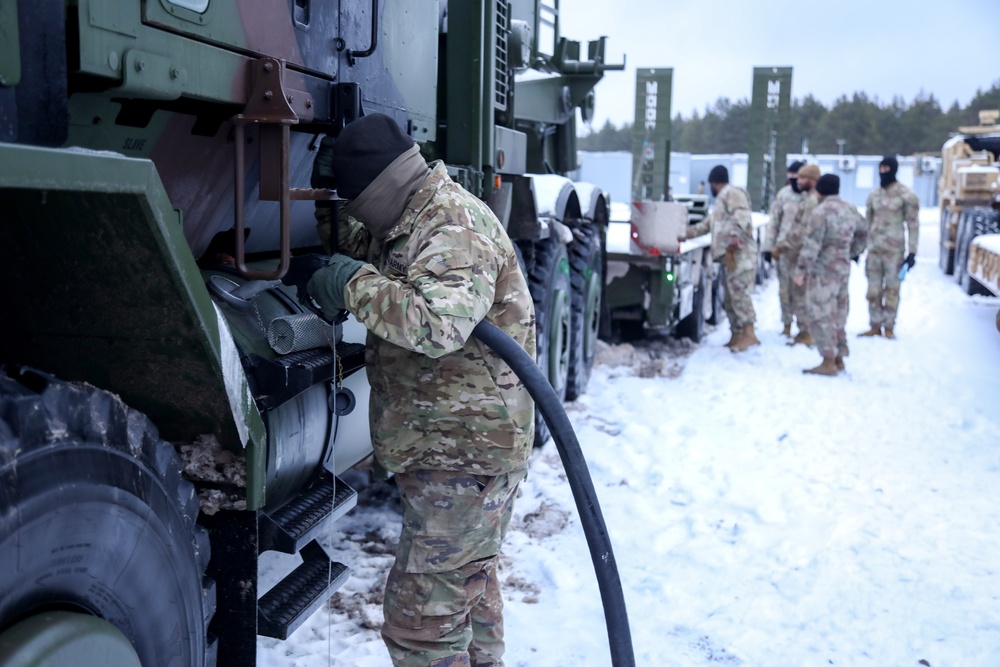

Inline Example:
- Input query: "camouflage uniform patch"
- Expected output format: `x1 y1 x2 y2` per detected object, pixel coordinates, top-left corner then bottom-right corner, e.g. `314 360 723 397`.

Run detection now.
864 181 919 328
796 196 869 358
687 183 757 328
382 468 526 667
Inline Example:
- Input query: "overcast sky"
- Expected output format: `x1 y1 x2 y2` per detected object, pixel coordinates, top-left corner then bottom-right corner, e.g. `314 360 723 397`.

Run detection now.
558 0 1000 129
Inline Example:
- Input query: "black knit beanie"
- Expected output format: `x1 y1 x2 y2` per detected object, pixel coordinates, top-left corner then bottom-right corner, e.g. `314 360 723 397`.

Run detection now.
328 114 415 199
816 173 840 196
787 160 805 174
708 165 729 184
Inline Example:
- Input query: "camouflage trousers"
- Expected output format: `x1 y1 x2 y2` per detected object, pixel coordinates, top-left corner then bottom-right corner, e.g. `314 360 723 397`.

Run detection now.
723 248 756 330
865 249 903 328
776 253 794 326
382 467 527 667
778 252 807 330
805 273 851 359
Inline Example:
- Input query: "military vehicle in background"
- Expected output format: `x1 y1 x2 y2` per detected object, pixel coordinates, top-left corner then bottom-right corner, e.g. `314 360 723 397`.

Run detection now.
937 110 1000 296
0 1 620 664
965 234 1000 333
603 67 774 342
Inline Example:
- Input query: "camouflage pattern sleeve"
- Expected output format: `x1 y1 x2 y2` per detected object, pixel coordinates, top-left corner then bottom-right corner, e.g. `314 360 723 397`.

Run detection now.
767 190 784 250
865 190 876 229
849 205 869 259
686 212 712 239
314 206 370 258
338 214 371 259
795 205 825 280
345 226 499 358
903 187 920 254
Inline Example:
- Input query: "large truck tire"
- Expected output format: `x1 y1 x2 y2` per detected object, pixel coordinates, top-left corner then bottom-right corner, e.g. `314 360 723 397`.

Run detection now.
939 207 955 275
0 367 215 667
954 209 973 287
676 266 707 343
960 210 1000 295
523 238 571 446
566 224 603 401
957 209 1000 292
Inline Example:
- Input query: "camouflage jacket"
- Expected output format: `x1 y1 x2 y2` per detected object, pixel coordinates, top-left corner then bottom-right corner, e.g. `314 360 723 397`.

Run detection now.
775 190 818 257
865 181 919 256
321 162 536 475
687 183 755 259
795 195 869 282
766 184 799 250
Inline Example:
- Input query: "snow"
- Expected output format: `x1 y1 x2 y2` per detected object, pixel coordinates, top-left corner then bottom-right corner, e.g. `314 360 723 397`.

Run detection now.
974 233 1000 255
258 209 1000 667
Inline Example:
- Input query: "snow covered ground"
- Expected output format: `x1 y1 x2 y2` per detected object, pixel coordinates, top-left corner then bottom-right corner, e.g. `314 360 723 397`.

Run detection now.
259 210 1000 667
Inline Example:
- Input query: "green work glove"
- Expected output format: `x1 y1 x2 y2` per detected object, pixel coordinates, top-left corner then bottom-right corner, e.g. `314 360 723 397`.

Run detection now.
308 253 365 314
311 135 335 189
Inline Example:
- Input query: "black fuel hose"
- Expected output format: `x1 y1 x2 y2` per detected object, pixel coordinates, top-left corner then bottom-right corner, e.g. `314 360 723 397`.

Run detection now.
472 320 635 667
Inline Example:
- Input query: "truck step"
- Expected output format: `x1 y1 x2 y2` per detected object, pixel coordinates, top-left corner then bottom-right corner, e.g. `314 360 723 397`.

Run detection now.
257 541 350 640
259 469 357 555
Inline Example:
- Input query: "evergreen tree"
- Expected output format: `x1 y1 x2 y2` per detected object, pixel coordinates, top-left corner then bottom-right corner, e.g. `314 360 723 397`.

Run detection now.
578 81 1000 156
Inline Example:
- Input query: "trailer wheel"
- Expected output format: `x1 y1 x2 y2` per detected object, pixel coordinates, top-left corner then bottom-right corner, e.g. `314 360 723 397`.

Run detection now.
953 209 973 287
566 225 603 401
0 368 215 667
525 239 571 446
706 265 727 326
677 267 706 343
939 206 955 275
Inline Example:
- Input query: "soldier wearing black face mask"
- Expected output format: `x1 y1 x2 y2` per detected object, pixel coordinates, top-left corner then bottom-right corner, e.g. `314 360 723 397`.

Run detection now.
859 156 920 339
767 161 805 336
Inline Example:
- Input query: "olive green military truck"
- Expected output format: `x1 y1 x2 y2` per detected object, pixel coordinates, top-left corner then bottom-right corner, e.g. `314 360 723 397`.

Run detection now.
0 2 620 665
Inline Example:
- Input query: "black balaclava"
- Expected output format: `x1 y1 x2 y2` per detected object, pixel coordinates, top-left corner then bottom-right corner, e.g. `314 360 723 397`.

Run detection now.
787 160 804 193
879 156 898 188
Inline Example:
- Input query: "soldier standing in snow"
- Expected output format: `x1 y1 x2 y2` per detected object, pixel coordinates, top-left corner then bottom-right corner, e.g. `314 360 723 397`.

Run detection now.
859 156 919 339
767 160 804 337
685 165 759 352
284 113 535 667
794 174 868 375
774 163 820 347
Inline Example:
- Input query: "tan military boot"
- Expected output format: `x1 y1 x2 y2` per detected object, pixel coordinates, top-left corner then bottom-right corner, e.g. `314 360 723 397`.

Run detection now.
803 356 839 376
835 356 845 371
858 324 882 337
781 323 792 338
723 327 741 348
883 327 895 339
731 323 761 352
786 330 813 347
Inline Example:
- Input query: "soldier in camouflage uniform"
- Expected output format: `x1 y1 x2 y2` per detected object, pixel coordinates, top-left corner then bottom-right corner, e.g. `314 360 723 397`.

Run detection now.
859 156 920 339
774 163 820 346
767 161 804 337
794 174 869 375
289 114 535 667
685 165 759 352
